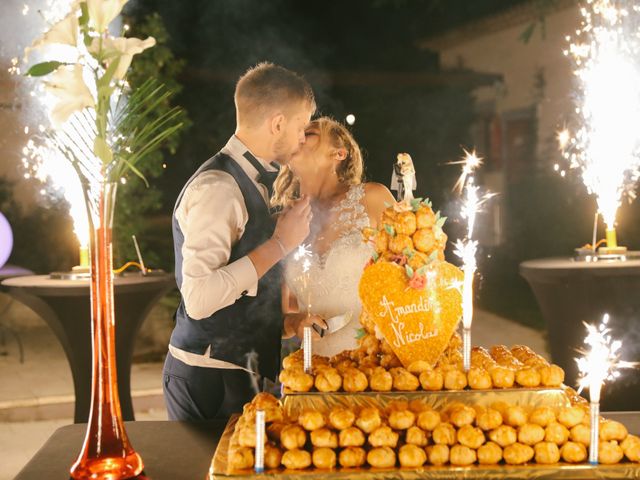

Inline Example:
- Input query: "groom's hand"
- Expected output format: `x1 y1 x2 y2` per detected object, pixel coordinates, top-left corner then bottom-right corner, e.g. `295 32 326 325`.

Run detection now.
273 195 312 253
295 314 327 342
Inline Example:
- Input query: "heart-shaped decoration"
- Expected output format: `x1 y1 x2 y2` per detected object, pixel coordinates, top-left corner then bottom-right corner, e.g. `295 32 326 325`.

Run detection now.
359 260 463 368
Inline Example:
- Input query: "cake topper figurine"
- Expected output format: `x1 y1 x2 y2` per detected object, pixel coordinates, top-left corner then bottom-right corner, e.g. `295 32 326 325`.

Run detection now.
391 153 417 203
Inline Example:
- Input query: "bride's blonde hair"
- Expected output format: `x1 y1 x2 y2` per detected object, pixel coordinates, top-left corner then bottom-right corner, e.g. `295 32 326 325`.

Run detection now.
271 117 364 209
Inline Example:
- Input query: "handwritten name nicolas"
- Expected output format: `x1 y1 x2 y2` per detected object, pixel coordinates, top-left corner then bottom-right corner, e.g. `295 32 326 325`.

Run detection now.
379 295 438 348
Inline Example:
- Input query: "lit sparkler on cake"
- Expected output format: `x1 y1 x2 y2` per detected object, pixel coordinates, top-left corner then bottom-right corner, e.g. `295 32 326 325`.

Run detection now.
558 0 640 256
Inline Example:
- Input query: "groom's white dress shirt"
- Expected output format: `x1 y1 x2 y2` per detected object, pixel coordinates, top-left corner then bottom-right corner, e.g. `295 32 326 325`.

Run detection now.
169 135 277 370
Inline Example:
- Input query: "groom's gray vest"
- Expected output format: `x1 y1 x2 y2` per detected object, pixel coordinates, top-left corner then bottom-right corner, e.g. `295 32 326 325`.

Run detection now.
170 152 283 381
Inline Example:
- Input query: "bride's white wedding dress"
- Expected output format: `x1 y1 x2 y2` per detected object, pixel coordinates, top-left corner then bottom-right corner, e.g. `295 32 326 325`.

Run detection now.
284 184 373 357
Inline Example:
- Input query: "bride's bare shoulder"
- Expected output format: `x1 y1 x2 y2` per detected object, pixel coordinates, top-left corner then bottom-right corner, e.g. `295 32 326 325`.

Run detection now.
362 182 395 228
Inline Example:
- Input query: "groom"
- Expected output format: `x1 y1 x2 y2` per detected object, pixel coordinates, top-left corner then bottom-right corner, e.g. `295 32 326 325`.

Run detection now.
164 63 317 420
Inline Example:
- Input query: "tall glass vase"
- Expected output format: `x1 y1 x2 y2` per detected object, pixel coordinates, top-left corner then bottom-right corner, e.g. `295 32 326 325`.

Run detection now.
70 182 144 479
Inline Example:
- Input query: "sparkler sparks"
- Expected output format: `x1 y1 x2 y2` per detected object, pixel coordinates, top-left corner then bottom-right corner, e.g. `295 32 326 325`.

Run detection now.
559 0 640 231
575 313 636 404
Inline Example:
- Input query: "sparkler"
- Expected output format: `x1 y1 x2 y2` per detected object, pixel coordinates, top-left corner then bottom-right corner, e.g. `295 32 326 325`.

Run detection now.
451 149 496 371
559 0 640 253
575 313 636 464
254 410 266 473
294 244 313 372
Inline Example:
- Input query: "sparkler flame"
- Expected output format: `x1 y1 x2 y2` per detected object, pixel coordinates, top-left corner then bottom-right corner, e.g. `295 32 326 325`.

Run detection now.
575 313 637 403
560 0 640 230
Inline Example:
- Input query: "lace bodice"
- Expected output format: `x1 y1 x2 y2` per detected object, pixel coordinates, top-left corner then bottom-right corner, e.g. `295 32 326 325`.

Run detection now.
284 184 373 357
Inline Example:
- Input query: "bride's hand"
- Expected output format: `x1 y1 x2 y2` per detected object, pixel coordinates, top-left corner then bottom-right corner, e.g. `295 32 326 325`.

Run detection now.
295 314 327 342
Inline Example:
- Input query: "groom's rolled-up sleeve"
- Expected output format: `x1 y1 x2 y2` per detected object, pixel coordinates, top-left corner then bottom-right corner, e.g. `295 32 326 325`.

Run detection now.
176 172 258 320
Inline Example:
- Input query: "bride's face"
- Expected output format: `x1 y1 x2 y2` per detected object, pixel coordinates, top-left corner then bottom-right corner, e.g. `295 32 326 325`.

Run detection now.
289 124 336 181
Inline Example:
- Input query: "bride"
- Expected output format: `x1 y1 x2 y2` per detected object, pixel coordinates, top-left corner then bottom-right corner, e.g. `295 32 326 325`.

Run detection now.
274 117 395 357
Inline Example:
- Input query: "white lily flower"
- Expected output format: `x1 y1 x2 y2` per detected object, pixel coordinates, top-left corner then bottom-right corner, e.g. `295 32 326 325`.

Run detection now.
87 0 129 33
45 64 95 127
25 9 79 60
90 36 156 79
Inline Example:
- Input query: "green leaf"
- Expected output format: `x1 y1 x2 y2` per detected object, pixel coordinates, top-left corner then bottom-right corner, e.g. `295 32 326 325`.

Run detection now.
410 198 421 212
94 136 113 164
416 265 427 276
421 198 432 208
436 216 447 228
405 264 414 278
402 247 415 258
372 251 379 262
24 61 66 77
355 328 367 340
384 224 395 236
428 251 439 262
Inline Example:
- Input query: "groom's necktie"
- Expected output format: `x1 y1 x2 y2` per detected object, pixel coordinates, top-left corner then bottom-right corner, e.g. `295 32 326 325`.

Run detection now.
243 151 279 199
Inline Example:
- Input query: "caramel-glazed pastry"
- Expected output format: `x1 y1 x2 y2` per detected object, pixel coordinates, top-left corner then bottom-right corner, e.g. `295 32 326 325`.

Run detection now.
599 440 624 464
390 367 420 391
426 444 450 466
395 210 417 235
417 408 441 431
389 233 414 254
328 406 355 430
369 367 393 392
279 368 314 392
413 228 435 253
443 369 468 390
504 406 528 427
406 426 429 447
267 421 286 442
339 426 366 447
600 419 628 442
450 444 477 466
419 368 444 391
468 367 492 390
282 350 303 370
477 408 503 431
433 423 457 446
457 425 485 449
298 410 326 431
281 449 311 470
534 441 560 464
236 426 260 448
312 447 336 469
367 446 397 468
228 446 254 470
449 405 476 428
511 345 565 387
557 406 585 428
515 367 542 388
356 407 382 434
342 367 368 392
314 367 342 392
490 345 523 370
539 364 565 387
368 425 399 448
310 428 338 448
489 425 517 447
570 424 591 446
621 434 640 462
389 409 416 430
545 422 570 445
560 441 587 463
518 423 545 446
529 406 556 427
489 366 515 389
477 441 503 465
407 360 432 375
280 424 306 450
264 444 283 470
399 444 427 468
339 447 366 468
503 442 534 465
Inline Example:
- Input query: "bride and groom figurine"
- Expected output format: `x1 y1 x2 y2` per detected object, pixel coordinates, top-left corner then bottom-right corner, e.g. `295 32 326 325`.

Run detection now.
163 62 396 421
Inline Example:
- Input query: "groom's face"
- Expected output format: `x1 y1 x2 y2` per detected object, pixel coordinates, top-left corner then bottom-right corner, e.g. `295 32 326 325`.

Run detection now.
272 101 313 165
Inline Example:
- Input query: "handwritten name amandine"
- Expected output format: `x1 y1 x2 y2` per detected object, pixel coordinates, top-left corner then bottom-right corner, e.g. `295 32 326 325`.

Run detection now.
379 295 438 348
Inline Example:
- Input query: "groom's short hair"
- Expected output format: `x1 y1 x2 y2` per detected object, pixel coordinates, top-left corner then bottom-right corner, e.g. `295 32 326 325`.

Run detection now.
235 62 315 128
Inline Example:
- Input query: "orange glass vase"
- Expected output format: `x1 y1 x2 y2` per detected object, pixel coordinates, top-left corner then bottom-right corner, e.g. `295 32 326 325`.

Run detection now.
70 183 144 479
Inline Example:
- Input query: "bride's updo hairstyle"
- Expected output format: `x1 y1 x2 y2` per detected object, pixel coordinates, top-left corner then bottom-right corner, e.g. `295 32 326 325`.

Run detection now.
272 117 364 209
